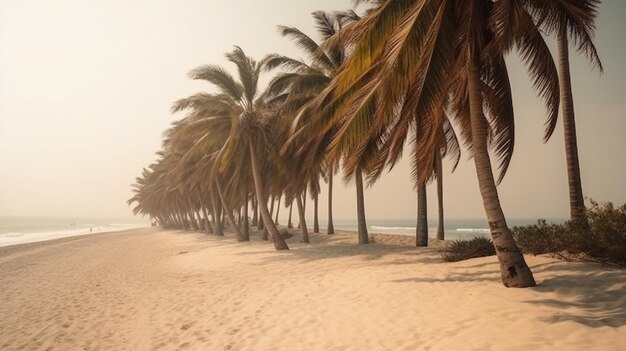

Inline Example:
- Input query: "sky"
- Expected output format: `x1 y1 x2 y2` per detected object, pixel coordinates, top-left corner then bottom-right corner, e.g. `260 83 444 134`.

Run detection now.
1 0 625 221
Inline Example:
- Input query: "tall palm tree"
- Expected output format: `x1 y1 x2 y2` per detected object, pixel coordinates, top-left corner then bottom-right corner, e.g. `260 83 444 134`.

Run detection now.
522 0 603 223
172 47 290 250
265 10 377 243
309 0 568 287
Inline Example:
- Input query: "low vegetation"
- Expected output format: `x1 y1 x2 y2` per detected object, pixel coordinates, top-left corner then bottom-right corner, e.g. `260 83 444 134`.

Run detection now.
441 237 496 262
513 201 626 267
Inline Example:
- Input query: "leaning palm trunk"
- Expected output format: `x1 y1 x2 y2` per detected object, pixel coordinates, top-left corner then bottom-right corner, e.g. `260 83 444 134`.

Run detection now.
274 195 281 224
435 149 445 240
196 210 204 231
287 202 293 228
242 188 249 241
296 195 310 243
416 181 428 247
177 211 186 230
269 195 276 220
202 205 213 234
216 180 243 240
252 196 258 226
558 29 586 224
177 207 189 230
468 56 535 288
211 189 224 236
257 205 264 230
355 167 369 244
173 212 183 229
313 192 320 233
187 198 200 231
327 169 335 234
249 142 289 250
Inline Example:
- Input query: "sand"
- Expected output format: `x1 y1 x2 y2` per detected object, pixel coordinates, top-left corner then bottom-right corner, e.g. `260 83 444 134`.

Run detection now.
0 227 624 350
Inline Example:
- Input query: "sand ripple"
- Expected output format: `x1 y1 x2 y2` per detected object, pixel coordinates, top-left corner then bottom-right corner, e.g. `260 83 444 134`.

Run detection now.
0 228 624 350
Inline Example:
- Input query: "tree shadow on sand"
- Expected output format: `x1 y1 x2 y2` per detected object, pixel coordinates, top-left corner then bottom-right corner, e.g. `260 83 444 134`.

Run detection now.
176 230 626 328
524 261 626 328
199 228 455 266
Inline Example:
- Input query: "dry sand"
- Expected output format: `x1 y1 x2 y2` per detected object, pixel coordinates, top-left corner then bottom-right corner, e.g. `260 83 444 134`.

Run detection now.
0 227 624 350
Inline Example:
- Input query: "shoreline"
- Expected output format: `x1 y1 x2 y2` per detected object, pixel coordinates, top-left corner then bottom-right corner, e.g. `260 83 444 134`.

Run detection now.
0 225 441 251
1 227 624 350
0 228 147 255
0 226 148 250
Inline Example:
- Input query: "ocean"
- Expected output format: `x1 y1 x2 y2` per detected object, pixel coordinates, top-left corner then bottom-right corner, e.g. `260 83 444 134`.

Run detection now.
331 218 565 241
0 217 149 248
0 216 564 248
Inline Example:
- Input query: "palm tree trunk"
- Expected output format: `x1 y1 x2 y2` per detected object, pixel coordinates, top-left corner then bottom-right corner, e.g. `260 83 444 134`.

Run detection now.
252 196 258 226
275 195 281 224
202 205 213 234
468 54 535 287
187 198 200 231
190 212 199 231
269 195 276 220
196 210 204 231
327 169 335 234
242 188 249 241
557 29 587 224
435 149 445 240
249 142 289 250
211 189 224 236
288 202 293 228
355 167 369 244
177 211 185 230
313 191 320 233
216 179 243 240
177 206 189 230
416 181 428 247
261 197 269 241
296 195 310 243
257 203 264 230
173 212 183 229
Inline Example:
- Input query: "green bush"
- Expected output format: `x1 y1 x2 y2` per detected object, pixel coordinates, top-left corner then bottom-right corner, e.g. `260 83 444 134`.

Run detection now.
513 201 626 267
441 237 496 262
575 201 626 266
512 220 571 255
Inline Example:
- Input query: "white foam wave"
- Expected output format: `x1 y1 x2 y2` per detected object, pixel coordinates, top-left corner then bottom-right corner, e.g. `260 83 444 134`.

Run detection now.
455 228 490 233
370 226 415 231
0 224 146 248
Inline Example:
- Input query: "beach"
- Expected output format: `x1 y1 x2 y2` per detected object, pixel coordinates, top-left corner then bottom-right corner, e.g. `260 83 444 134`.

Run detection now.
0 228 624 351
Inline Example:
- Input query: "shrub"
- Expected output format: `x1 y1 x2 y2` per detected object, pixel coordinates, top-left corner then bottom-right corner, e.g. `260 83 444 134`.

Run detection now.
513 201 626 267
512 220 571 256
279 228 294 239
441 237 496 262
575 201 626 266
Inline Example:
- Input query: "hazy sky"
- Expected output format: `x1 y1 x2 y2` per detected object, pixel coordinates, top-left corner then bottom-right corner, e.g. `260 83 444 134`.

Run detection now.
1 0 625 221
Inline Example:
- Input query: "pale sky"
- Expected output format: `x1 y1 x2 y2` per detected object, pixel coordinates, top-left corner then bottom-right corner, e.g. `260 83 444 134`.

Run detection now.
1 0 625 221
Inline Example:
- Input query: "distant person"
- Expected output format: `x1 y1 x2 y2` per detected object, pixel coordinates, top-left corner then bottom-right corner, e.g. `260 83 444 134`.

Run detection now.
90 227 92 233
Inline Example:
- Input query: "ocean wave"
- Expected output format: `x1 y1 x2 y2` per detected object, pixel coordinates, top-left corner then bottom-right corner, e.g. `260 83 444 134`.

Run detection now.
455 228 490 233
370 226 415 231
0 233 25 238
0 224 146 248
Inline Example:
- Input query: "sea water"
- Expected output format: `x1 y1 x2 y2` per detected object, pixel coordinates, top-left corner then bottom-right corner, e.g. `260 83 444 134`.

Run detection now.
0 217 149 248
331 218 565 241
0 216 564 248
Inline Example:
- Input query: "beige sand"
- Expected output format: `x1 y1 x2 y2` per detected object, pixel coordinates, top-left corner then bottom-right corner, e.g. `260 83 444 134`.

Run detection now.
0 228 624 351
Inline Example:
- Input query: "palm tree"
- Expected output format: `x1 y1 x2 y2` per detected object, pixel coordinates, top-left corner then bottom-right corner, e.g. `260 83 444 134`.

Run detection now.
172 47 290 250
309 0 570 287
265 10 377 243
523 0 603 223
